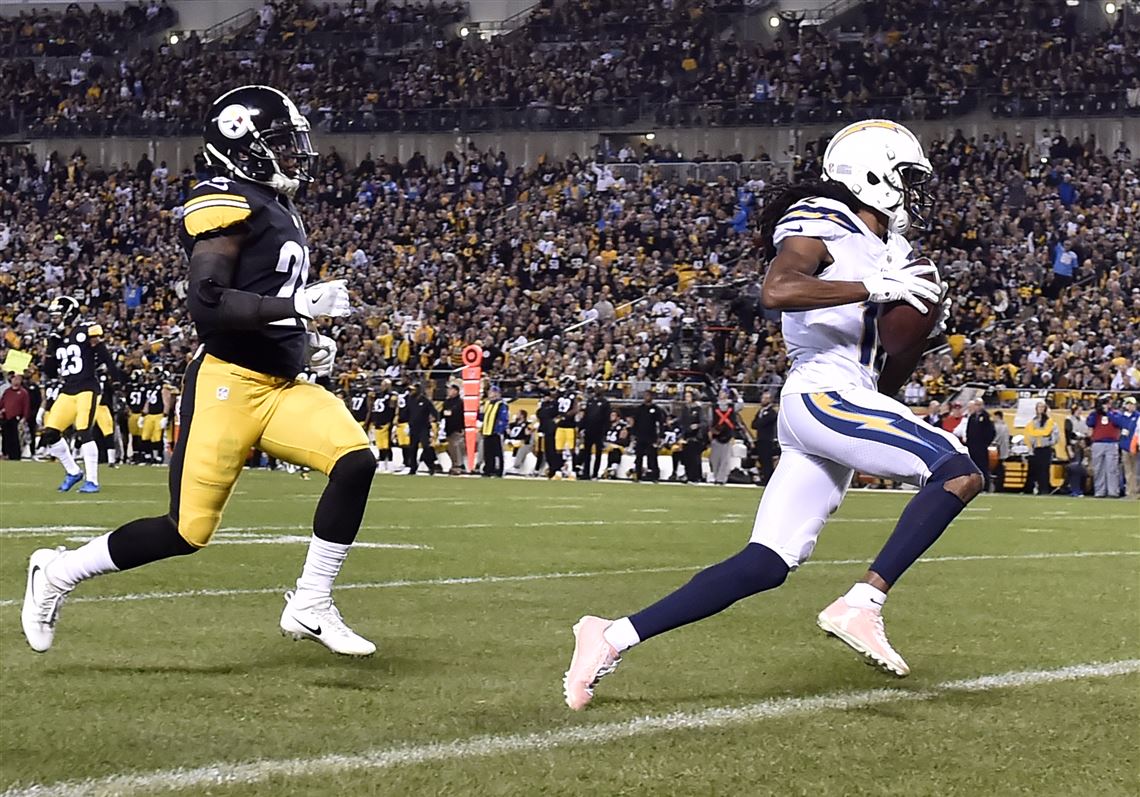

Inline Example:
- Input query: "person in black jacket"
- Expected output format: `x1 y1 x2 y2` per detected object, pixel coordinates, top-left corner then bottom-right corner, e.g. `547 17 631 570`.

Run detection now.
960 398 995 491
677 389 706 483
441 383 466 474
632 389 664 482
405 382 440 475
580 384 611 480
750 390 778 486
535 393 559 478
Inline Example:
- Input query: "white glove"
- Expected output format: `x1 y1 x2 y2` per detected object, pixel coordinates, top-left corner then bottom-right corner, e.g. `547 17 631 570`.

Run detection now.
294 279 351 319
862 261 941 313
928 282 952 339
307 332 337 377
160 417 169 430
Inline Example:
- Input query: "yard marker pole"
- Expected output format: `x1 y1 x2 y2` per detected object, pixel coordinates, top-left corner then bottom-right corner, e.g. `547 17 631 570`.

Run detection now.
461 345 482 473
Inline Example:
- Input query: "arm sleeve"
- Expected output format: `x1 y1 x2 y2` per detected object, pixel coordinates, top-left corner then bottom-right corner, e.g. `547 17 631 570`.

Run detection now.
1086 414 1096 429
187 250 298 331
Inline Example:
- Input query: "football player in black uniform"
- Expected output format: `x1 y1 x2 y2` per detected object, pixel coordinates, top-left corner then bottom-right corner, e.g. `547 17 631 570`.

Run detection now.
23 86 377 657
125 371 148 463
554 378 579 479
93 369 120 468
140 367 170 464
41 296 126 493
347 374 371 428
370 378 395 472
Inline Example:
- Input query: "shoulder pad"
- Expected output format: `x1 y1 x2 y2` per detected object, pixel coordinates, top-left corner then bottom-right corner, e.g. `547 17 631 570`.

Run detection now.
774 197 864 246
183 176 253 238
85 322 103 337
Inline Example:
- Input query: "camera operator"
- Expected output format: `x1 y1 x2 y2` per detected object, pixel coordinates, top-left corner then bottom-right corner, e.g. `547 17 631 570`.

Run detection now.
1087 394 1126 497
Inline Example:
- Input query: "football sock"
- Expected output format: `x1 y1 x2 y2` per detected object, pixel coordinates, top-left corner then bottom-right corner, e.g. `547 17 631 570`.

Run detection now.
80 440 99 485
603 617 641 653
107 515 197 570
844 581 887 611
312 448 376 545
107 447 117 465
295 537 351 601
869 455 978 585
627 543 789 645
48 440 81 476
46 532 118 591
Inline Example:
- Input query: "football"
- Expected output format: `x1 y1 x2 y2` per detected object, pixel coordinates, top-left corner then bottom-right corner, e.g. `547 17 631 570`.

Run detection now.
876 257 941 356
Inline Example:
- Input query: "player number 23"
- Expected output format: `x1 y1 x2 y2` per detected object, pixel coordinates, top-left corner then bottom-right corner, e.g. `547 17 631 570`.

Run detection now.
55 344 84 376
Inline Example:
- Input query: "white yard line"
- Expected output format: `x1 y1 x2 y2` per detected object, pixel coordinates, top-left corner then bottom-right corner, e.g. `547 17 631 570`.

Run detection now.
3 659 1135 797
0 550 1134 609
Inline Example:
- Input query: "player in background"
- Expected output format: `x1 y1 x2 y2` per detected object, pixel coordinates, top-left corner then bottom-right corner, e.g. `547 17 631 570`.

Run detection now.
125 371 148 463
40 296 127 493
370 378 395 472
564 120 983 709
553 377 579 479
347 374 371 431
601 409 628 479
22 85 378 657
93 369 120 468
140 366 171 464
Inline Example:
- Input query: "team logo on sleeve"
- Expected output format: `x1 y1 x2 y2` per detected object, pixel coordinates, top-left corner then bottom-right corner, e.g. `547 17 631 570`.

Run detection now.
217 104 253 139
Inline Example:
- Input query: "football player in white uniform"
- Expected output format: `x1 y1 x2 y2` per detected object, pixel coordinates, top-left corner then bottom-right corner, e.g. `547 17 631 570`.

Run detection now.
564 120 984 709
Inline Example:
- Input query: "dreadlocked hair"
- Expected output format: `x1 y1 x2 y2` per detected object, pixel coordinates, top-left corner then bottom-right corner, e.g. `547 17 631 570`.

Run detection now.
757 180 868 261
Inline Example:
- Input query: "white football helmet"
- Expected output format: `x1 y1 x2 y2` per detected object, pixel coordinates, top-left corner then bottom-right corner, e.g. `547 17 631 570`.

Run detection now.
821 119 933 234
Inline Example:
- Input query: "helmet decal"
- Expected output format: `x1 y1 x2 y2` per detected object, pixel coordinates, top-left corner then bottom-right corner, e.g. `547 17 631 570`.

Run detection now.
217 104 254 139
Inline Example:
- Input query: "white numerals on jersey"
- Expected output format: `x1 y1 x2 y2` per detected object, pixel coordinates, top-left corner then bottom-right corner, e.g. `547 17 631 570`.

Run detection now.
271 240 312 328
557 397 573 414
198 176 232 191
55 344 83 376
351 396 366 411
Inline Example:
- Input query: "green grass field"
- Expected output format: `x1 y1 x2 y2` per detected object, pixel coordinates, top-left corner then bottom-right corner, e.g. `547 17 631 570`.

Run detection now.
1 460 1137 797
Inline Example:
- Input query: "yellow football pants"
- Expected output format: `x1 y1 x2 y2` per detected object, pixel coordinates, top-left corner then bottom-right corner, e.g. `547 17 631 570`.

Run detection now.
44 390 98 432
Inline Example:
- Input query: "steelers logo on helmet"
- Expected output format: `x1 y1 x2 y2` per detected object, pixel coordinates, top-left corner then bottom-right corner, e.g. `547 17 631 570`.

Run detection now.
217 104 254 140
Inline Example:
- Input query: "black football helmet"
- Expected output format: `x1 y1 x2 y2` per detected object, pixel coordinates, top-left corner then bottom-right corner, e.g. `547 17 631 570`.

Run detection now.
48 296 81 330
203 85 317 196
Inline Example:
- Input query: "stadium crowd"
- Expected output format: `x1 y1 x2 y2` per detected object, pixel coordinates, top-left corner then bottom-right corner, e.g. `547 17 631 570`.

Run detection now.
1 121 1137 410
4 0 1138 137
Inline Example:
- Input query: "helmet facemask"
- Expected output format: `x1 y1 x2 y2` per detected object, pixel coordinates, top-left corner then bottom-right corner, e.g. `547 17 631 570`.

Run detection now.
884 162 934 233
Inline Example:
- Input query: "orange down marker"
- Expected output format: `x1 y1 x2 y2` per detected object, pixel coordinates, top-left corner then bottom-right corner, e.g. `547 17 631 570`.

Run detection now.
461 345 483 473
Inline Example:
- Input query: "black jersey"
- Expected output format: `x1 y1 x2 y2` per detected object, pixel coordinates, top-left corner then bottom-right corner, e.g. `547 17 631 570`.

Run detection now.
43 381 63 411
47 322 114 393
347 390 370 422
605 420 628 447
372 392 395 425
395 391 410 423
556 392 578 428
126 383 147 413
179 176 310 379
143 383 163 414
99 375 117 411
506 420 527 442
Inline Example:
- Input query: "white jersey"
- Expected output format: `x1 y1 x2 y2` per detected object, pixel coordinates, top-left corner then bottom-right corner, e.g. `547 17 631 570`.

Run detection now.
772 196 913 394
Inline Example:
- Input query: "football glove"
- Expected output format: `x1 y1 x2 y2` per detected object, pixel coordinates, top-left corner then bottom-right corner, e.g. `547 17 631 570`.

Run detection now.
307 332 337 377
862 261 941 313
160 417 169 430
294 279 351 319
928 282 952 339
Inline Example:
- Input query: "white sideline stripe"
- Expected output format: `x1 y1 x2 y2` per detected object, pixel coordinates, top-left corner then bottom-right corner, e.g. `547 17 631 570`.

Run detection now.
0 550 1134 609
0 515 1125 540
4 659 1136 797
61 534 431 551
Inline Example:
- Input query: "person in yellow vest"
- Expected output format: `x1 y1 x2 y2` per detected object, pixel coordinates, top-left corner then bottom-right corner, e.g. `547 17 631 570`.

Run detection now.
1022 402 1058 495
478 385 509 477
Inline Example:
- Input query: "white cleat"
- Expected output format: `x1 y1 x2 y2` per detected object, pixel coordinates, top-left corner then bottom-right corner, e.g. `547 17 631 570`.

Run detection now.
816 597 910 677
279 590 376 657
563 615 622 710
21 547 71 653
